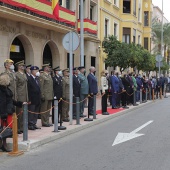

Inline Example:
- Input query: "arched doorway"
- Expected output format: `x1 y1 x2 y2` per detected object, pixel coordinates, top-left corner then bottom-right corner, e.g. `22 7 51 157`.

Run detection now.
9 34 34 66
10 37 25 63
43 44 52 66
42 41 60 68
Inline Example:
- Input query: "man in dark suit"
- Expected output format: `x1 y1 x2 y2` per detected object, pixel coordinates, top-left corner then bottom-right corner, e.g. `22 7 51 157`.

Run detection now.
73 67 81 119
87 67 98 115
27 66 41 130
25 64 32 80
126 73 134 104
111 71 119 109
52 66 63 123
116 72 124 107
121 73 130 108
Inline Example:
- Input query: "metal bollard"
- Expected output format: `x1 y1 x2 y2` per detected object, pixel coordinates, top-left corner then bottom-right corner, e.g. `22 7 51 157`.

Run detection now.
164 84 168 98
149 87 151 100
140 89 142 104
53 99 59 132
84 95 93 121
23 104 28 141
76 97 80 125
133 90 138 106
145 88 148 101
93 95 97 119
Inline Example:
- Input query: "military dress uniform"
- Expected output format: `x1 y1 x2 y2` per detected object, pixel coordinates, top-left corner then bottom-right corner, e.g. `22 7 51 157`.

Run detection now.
1 59 17 100
26 64 32 81
39 66 53 126
52 67 63 123
78 67 89 117
15 61 29 132
62 69 70 121
73 68 81 119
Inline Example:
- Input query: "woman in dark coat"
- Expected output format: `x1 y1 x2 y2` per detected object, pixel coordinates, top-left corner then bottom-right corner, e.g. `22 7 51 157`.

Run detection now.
0 74 23 152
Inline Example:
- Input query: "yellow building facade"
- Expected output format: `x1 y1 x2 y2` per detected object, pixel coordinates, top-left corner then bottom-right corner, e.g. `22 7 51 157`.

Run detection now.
99 0 152 74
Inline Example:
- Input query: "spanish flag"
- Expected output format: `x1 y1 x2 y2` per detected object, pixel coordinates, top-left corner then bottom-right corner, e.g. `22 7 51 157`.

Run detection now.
52 0 59 19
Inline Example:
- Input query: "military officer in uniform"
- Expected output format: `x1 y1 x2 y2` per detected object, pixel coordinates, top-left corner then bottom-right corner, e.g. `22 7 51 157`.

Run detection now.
62 69 70 122
52 66 63 124
78 66 88 117
15 60 29 134
73 67 81 119
25 64 32 80
2 59 17 100
40 63 53 127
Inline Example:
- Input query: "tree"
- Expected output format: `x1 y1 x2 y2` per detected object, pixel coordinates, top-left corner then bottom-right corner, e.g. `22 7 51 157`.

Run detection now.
102 35 156 73
102 36 131 71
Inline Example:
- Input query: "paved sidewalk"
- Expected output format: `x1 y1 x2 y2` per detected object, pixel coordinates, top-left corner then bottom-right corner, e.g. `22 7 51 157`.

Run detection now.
6 95 168 151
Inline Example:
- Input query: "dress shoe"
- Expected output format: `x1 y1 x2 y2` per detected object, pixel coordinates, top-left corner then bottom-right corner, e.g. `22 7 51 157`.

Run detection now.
58 121 63 123
62 118 69 122
112 107 118 109
80 115 86 118
34 125 41 129
42 124 50 127
122 106 129 109
102 112 109 115
1 145 11 152
28 126 36 130
18 130 22 134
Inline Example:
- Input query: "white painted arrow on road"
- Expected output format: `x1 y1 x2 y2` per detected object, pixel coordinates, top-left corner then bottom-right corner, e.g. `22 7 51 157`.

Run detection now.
112 120 153 146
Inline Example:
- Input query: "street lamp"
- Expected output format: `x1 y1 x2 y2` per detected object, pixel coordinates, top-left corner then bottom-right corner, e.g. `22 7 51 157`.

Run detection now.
80 0 84 66
160 0 163 77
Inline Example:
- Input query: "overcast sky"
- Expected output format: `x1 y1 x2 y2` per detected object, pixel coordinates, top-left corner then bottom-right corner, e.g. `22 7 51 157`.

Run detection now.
152 0 170 22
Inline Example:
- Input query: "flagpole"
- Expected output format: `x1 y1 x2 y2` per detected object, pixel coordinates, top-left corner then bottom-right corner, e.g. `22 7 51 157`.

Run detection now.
80 0 84 66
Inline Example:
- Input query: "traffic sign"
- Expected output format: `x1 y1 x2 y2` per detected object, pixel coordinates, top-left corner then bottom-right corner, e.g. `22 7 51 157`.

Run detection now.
156 61 163 67
155 55 163 62
62 31 79 51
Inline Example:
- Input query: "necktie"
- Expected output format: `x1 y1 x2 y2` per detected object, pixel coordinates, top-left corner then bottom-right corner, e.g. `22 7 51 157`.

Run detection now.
35 78 39 86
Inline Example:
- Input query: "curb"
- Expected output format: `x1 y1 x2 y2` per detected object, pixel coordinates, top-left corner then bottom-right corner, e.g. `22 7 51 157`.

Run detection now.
7 98 166 151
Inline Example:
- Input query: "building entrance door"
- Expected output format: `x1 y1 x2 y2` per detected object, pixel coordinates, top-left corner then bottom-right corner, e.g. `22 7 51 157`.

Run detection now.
43 44 52 67
10 37 25 64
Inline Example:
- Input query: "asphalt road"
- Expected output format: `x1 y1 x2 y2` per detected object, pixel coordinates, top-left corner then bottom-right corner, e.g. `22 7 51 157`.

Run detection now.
1 98 170 170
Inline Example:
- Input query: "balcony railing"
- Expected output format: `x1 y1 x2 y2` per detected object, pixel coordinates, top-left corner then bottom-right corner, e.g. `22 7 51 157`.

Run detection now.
78 19 97 36
0 0 76 28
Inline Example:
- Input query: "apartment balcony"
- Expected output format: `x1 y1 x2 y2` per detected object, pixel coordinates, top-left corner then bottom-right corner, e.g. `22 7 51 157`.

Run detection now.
0 0 76 32
78 19 98 41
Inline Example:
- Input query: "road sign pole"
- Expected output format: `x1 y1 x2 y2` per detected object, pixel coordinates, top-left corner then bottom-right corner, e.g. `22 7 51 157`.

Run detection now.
69 32 73 125
62 31 80 125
